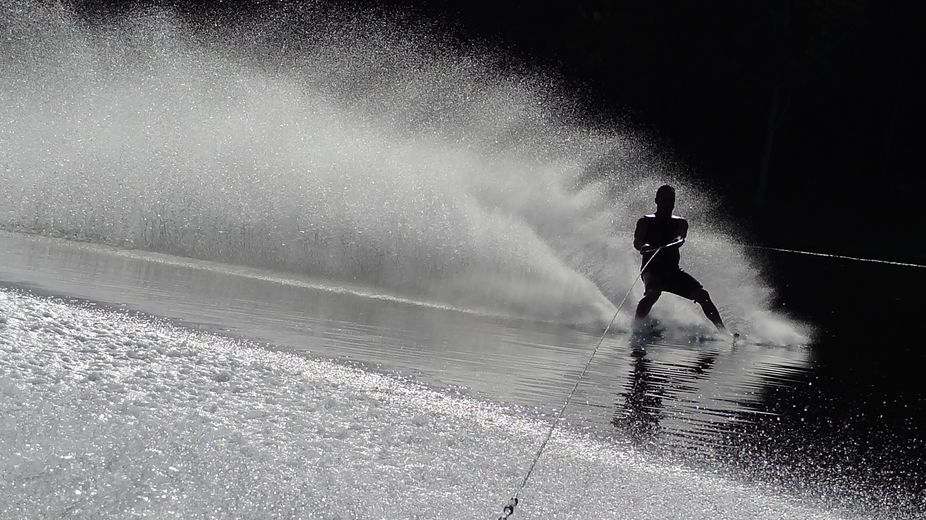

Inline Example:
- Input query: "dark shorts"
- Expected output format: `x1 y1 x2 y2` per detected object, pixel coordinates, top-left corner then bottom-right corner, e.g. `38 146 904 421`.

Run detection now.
641 268 704 301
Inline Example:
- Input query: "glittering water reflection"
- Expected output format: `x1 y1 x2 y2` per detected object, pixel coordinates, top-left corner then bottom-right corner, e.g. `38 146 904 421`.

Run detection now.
2 231 923 515
0 232 808 450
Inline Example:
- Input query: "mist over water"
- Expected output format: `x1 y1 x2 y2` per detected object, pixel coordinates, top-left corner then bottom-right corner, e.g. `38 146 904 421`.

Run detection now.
0 1 806 341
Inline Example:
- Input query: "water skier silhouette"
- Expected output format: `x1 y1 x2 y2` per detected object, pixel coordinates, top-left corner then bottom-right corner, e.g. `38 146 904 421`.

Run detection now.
633 185 728 334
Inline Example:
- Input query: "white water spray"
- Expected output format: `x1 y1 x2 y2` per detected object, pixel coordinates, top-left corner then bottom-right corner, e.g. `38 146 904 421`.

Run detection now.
0 2 807 341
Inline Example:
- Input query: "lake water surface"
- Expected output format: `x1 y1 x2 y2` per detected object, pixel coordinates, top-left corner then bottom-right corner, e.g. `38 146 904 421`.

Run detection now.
1 230 923 517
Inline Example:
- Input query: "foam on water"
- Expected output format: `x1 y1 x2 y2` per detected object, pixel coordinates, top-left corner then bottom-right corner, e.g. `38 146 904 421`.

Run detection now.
0 1 807 340
0 288 880 519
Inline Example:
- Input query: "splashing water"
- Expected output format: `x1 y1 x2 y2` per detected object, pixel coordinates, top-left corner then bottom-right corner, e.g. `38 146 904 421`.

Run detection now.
0 1 808 342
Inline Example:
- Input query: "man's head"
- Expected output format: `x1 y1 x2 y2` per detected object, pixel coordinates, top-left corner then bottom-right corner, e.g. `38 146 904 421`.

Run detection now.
655 184 675 213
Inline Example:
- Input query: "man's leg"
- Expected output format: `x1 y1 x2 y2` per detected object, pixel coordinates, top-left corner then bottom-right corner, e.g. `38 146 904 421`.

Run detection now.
667 270 727 332
634 271 662 321
692 288 727 332
634 289 661 320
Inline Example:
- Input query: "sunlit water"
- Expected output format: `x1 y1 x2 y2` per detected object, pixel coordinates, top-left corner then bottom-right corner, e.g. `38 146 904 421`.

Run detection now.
1 231 922 519
0 232 810 439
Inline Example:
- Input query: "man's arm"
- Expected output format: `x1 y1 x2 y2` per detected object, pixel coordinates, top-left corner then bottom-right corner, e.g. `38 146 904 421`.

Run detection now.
675 219 688 246
633 217 649 252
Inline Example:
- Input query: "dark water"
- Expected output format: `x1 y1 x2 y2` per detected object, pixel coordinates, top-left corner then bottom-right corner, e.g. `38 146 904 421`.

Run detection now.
1 230 923 514
751 253 926 505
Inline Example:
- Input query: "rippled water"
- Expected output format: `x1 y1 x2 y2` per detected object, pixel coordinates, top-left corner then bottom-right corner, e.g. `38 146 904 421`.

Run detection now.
3 231 922 517
0 231 807 431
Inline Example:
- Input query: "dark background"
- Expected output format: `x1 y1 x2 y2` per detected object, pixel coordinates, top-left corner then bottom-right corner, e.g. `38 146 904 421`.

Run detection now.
383 0 926 265
385 0 926 265
73 0 926 263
